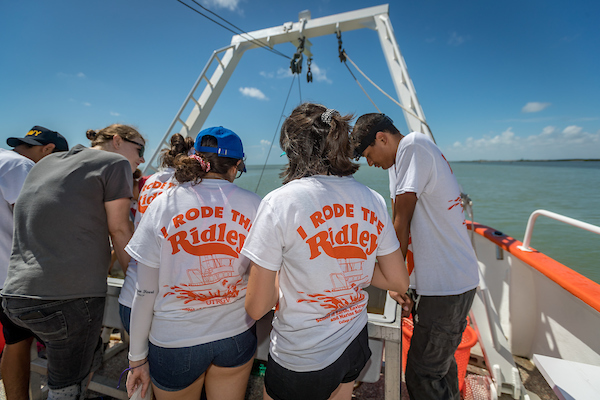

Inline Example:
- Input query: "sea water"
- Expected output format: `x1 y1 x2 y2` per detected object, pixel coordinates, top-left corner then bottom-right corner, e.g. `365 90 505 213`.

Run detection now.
236 161 600 284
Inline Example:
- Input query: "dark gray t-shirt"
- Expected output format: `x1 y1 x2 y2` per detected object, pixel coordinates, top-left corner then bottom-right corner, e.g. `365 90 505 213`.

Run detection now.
3 144 133 299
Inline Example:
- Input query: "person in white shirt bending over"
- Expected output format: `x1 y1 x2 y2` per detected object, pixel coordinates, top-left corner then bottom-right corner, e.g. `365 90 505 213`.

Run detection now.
125 127 261 400
351 113 479 400
242 103 410 400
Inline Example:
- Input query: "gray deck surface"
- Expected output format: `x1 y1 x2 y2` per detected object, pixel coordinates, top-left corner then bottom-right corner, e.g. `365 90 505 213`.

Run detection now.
0 338 557 400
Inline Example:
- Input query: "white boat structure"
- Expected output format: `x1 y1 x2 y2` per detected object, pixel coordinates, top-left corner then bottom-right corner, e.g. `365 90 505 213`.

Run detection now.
43 4 596 400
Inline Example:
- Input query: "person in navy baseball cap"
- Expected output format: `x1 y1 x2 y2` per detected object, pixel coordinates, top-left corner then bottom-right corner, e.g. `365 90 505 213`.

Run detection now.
194 126 246 174
7 126 69 156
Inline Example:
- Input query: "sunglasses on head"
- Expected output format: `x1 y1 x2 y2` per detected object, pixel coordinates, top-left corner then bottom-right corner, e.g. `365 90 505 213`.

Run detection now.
122 137 145 158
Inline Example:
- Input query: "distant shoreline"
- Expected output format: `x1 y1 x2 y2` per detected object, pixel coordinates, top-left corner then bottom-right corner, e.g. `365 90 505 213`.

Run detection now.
246 159 600 168
451 159 600 163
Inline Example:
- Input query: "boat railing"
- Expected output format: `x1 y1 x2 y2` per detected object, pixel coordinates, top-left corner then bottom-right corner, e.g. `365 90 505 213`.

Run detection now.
517 209 600 252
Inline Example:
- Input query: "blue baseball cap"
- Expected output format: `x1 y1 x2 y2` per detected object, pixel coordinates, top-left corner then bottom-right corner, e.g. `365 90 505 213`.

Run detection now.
195 127 246 171
7 125 69 152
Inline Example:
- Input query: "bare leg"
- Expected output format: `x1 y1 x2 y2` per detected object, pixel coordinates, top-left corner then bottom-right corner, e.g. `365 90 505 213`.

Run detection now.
152 373 205 400
0 337 34 400
204 358 254 400
263 386 273 400
328 381 355 400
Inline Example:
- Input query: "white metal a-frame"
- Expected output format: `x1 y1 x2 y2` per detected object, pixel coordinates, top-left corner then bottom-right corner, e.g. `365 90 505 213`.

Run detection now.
143 4 431 174
141 5 530 400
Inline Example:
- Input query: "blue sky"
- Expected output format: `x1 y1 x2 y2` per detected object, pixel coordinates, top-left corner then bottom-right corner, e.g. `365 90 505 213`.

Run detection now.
1 0 598 166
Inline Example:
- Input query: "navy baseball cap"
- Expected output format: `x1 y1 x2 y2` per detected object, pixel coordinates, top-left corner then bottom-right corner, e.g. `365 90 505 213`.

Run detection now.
7 126 69 152
195 126 246 171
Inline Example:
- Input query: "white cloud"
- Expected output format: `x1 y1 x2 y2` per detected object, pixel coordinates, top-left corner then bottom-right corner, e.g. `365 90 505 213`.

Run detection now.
540 126 556 135
560 125 599 145
277 68 293 79
239 87 268 100
522 102 551 113
204 0 240 12
260 139 271 146
448 32 469 46
310 62 332 84
58 72 86 79
83 102 91 107
110 111 120 116
271 64 329 81
562 125 582 137
444 125 600 160
454 128 517 149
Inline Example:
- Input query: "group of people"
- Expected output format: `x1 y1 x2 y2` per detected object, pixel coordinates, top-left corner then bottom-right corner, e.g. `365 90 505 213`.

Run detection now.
0 102 478 400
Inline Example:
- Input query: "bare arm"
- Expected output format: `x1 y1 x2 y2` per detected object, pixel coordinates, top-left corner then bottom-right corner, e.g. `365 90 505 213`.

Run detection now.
393 192 417 259
371 249 409 294
391 192 418 316
105 198 133 275
245 262 279 320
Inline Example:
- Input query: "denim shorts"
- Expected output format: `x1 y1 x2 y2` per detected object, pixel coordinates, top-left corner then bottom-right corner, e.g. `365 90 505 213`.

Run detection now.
264 324 371 400
2 297 105 390
149 324 257 391
119 303 131 334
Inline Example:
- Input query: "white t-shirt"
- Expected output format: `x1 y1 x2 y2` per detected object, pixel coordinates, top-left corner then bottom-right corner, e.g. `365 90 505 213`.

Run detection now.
391 132 479 295
126 179 261 347
241 175 399 372
0 149 34 287
119 168 177 308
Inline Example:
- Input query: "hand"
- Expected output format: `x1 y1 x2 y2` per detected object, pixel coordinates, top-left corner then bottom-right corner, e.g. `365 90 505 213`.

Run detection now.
126 359 151 398
390 291 413 318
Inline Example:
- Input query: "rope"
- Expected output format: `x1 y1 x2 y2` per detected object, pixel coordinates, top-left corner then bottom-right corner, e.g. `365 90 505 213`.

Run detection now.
254 74 297 193
175 0 290 60
342 62 380 113
343 51 432 132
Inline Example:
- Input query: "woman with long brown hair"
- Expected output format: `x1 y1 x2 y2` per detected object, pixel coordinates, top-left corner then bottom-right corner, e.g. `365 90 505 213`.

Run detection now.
242 103 409 400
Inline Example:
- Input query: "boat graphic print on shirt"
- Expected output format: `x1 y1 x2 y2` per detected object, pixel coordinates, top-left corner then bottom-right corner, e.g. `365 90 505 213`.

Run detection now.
298 258 369 324
161 205 251 312
164 255 244 311
295 203 383 324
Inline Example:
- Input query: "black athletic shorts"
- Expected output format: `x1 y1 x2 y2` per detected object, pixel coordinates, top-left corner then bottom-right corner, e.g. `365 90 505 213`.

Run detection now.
0 303 35 345
264 324 371 400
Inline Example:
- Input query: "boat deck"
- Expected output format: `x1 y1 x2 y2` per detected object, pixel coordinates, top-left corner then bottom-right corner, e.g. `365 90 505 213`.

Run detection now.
0 336 558 400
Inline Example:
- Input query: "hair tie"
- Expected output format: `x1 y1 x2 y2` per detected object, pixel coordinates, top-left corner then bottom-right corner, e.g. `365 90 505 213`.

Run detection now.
190 154 211 172
321 108 338 126
117 359 148 389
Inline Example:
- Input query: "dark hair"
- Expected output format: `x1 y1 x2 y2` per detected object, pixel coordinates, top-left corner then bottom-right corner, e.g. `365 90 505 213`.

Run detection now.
174 135 240 185
86 124 145 147
279 103 359 184
351 113 400 157
160 133 194 168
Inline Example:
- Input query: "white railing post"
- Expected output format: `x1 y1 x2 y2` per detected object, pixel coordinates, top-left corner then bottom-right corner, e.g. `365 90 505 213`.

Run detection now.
518 209 600 252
